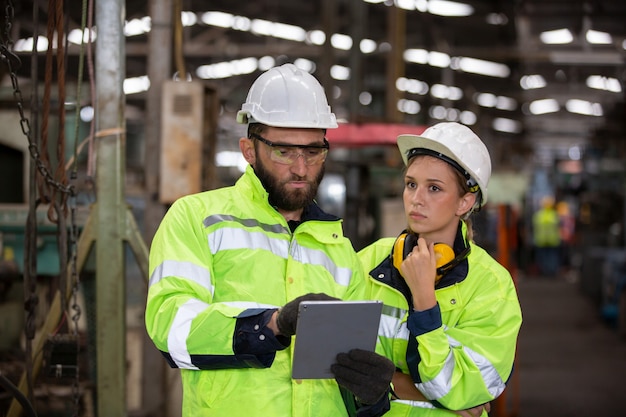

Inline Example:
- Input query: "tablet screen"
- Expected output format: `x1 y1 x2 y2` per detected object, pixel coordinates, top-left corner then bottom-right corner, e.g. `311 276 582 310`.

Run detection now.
291 300 383 379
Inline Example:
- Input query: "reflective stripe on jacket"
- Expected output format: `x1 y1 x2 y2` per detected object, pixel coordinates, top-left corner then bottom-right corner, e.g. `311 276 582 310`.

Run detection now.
358 224 522 416
145 165 367 416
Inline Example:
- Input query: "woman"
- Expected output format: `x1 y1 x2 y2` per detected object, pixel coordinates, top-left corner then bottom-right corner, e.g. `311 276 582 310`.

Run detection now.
359 122 522 416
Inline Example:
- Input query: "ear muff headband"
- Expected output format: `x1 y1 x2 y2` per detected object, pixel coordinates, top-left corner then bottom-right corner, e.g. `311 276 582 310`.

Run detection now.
392 232 471 283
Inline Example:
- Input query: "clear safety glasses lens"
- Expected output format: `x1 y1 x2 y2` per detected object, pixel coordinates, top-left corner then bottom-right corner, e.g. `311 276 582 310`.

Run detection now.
251 133 329 165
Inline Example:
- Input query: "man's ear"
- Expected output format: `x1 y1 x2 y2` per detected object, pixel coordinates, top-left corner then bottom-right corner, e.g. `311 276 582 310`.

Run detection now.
240 137 256 164
456 192 477 216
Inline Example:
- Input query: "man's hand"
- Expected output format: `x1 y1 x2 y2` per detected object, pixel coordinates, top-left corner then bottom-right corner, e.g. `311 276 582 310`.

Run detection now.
276 293 339 336
331 349 395 405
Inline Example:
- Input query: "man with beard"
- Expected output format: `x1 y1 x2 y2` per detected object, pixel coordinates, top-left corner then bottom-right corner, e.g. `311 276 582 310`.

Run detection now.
145 64 394 417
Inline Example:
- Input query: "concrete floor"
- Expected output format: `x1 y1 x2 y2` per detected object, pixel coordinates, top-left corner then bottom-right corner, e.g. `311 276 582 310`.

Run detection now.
507 273 626 417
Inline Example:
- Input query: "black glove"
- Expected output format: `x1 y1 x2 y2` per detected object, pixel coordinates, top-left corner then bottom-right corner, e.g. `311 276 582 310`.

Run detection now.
276 293 339 337
331 348 395 405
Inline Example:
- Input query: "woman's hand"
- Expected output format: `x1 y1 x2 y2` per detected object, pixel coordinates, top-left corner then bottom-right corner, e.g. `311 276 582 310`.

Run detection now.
453 402 490 417
400 237 437 311
391 371 427 401
392 372 490 416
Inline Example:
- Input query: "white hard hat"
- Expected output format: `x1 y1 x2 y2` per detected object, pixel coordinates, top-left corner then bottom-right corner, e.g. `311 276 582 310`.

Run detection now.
236 63 338 129
397 122 492 206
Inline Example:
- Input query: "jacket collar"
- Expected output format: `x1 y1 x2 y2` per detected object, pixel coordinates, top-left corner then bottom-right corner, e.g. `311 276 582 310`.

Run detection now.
370 224 469 309
240 165 339 225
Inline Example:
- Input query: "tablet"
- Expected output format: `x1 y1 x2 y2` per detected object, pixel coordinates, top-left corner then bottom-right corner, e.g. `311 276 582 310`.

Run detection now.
291 300 383 379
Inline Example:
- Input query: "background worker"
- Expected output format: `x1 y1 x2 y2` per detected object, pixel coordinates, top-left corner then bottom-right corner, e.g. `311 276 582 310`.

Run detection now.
532 196 562 277
144 63 394 417
358 122 523 416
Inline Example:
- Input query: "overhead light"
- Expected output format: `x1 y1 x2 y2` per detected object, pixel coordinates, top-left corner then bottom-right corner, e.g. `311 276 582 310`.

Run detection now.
451 57 510 78
294 58 315 73
528 98 559 115
201 11 319 46
431 84 463 100
406 50 508 78
459 111 477 125
397 99 421 115
124 17 151 36
540 28 573 44
486 13 508 25
428 51 451 68
68 28 97 45
14 36 49 52
475 92 498 108
586 29 612 45
586 75 622 93
258 56 276 71
496 96 517 111
493 118 522 134
331 65 351 80
396 77 429 95
251 19 306 42
565 99 603 116
360 39 377 54
201 11 235 28
520 74 547 90
307 30 326 46
430 105 448 120
359 91 372 105
196 58 258 79
396 0 416 10
424 0 474 17
404 48 430 65
331 34 353 50
475 93 517 111
429 105 473 123
123 76 150 95
181 11 198 27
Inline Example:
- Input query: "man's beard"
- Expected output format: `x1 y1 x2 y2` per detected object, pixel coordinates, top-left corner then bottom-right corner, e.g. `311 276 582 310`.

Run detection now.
254 157 324 211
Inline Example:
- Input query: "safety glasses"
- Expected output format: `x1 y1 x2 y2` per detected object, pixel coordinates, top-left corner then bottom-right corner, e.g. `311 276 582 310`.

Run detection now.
250 133 329 165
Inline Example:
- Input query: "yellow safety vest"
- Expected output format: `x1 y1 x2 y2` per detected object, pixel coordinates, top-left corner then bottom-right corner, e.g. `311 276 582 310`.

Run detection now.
532 208 561 247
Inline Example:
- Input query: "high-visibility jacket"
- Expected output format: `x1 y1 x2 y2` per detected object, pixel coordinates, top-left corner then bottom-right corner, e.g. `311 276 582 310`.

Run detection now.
532 207 561 247
145 165 367 416
358 224 522 416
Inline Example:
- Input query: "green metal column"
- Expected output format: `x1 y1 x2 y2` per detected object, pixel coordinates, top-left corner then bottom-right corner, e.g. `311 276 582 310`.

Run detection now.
95 0 127 415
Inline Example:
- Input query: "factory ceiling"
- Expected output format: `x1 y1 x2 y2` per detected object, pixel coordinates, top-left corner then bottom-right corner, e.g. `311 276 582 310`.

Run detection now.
3 0 626 170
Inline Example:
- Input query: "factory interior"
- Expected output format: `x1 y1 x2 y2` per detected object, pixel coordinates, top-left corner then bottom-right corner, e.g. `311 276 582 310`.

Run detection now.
1 0 625 416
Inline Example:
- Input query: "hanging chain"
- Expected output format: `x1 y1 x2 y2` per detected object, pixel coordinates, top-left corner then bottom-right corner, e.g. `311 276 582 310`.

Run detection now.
2 0 83 414
1 0 73 195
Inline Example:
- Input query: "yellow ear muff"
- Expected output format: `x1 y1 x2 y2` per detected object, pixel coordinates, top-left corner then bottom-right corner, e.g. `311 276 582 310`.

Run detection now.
392 233 408 272
394 236 458 283
434 243 455 282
